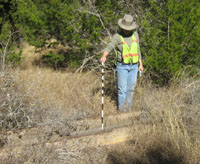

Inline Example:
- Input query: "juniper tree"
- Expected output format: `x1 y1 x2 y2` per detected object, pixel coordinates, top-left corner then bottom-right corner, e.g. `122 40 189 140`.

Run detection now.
139 0 200 85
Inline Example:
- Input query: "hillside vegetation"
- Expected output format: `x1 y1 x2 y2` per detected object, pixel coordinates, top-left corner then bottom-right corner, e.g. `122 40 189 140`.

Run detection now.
1 0 200 84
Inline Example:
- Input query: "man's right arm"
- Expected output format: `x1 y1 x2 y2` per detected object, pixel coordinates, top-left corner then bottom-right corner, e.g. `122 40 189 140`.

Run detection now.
100 34 119 63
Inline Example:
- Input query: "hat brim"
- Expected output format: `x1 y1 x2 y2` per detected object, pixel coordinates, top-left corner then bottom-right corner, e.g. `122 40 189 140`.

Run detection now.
118 19 138 31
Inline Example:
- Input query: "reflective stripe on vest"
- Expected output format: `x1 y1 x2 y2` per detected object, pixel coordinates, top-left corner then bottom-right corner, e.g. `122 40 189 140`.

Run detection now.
120 34 139 64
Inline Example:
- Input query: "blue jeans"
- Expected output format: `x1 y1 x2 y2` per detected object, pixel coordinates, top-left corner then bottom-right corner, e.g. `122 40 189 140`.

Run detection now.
116 62 138 111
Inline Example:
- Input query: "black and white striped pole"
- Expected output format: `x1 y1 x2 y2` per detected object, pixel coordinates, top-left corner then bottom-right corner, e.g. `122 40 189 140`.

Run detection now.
139 70 142 77
101 62 105 130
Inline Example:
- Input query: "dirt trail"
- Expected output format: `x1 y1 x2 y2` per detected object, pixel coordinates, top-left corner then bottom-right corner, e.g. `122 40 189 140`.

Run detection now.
0 111 147 161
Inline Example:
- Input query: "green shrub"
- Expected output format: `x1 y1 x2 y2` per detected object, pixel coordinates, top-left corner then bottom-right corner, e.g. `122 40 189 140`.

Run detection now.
41 52 65 69
7 49 23 65
140 0 200 85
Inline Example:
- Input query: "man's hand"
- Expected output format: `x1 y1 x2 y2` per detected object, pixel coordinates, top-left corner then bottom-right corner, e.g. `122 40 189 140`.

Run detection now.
138 59 144 72
100 56 106 63
100 51 109 63
139 65 144 71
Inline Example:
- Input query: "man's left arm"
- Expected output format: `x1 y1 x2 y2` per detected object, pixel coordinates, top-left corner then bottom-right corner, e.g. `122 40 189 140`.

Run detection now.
135 31 144 71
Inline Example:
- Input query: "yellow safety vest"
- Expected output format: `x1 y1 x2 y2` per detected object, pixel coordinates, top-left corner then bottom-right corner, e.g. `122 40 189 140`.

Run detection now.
120 34 139 64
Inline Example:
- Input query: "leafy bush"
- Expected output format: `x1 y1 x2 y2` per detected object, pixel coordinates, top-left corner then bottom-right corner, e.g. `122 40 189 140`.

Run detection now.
140 0 200 85
41 52 65 69
7 49 23 65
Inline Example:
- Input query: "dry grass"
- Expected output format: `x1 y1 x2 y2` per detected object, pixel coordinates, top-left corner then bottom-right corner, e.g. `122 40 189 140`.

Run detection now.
1 44 200 163
13 67 116 123
0 67 42 130
1 67 199 163
107 75 200 164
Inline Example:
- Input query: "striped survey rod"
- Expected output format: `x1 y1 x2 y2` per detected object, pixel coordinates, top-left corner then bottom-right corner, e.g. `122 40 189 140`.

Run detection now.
101 62 105 130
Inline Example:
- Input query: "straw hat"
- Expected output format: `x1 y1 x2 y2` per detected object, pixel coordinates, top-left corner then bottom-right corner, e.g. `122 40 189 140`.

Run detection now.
118 14 138 31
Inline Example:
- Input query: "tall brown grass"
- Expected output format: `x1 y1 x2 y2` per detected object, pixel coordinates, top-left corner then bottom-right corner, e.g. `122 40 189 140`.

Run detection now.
13 67 116 123
107 74 200 164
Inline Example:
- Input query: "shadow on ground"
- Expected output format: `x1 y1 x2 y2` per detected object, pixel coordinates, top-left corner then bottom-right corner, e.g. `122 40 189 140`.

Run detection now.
106 143 185 164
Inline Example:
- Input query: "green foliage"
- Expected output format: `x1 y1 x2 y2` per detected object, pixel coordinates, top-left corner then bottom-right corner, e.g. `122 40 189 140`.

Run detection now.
140 0 200 85
0 21 11 44
7 48 23 65
1 0 200 84
41 52 65 69
14 0 46 47
0 0 15 26
0 22 23 66
1 0 124 69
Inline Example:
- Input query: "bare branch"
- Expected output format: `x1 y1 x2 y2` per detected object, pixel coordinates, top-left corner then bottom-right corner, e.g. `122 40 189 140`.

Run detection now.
1 31 18 74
